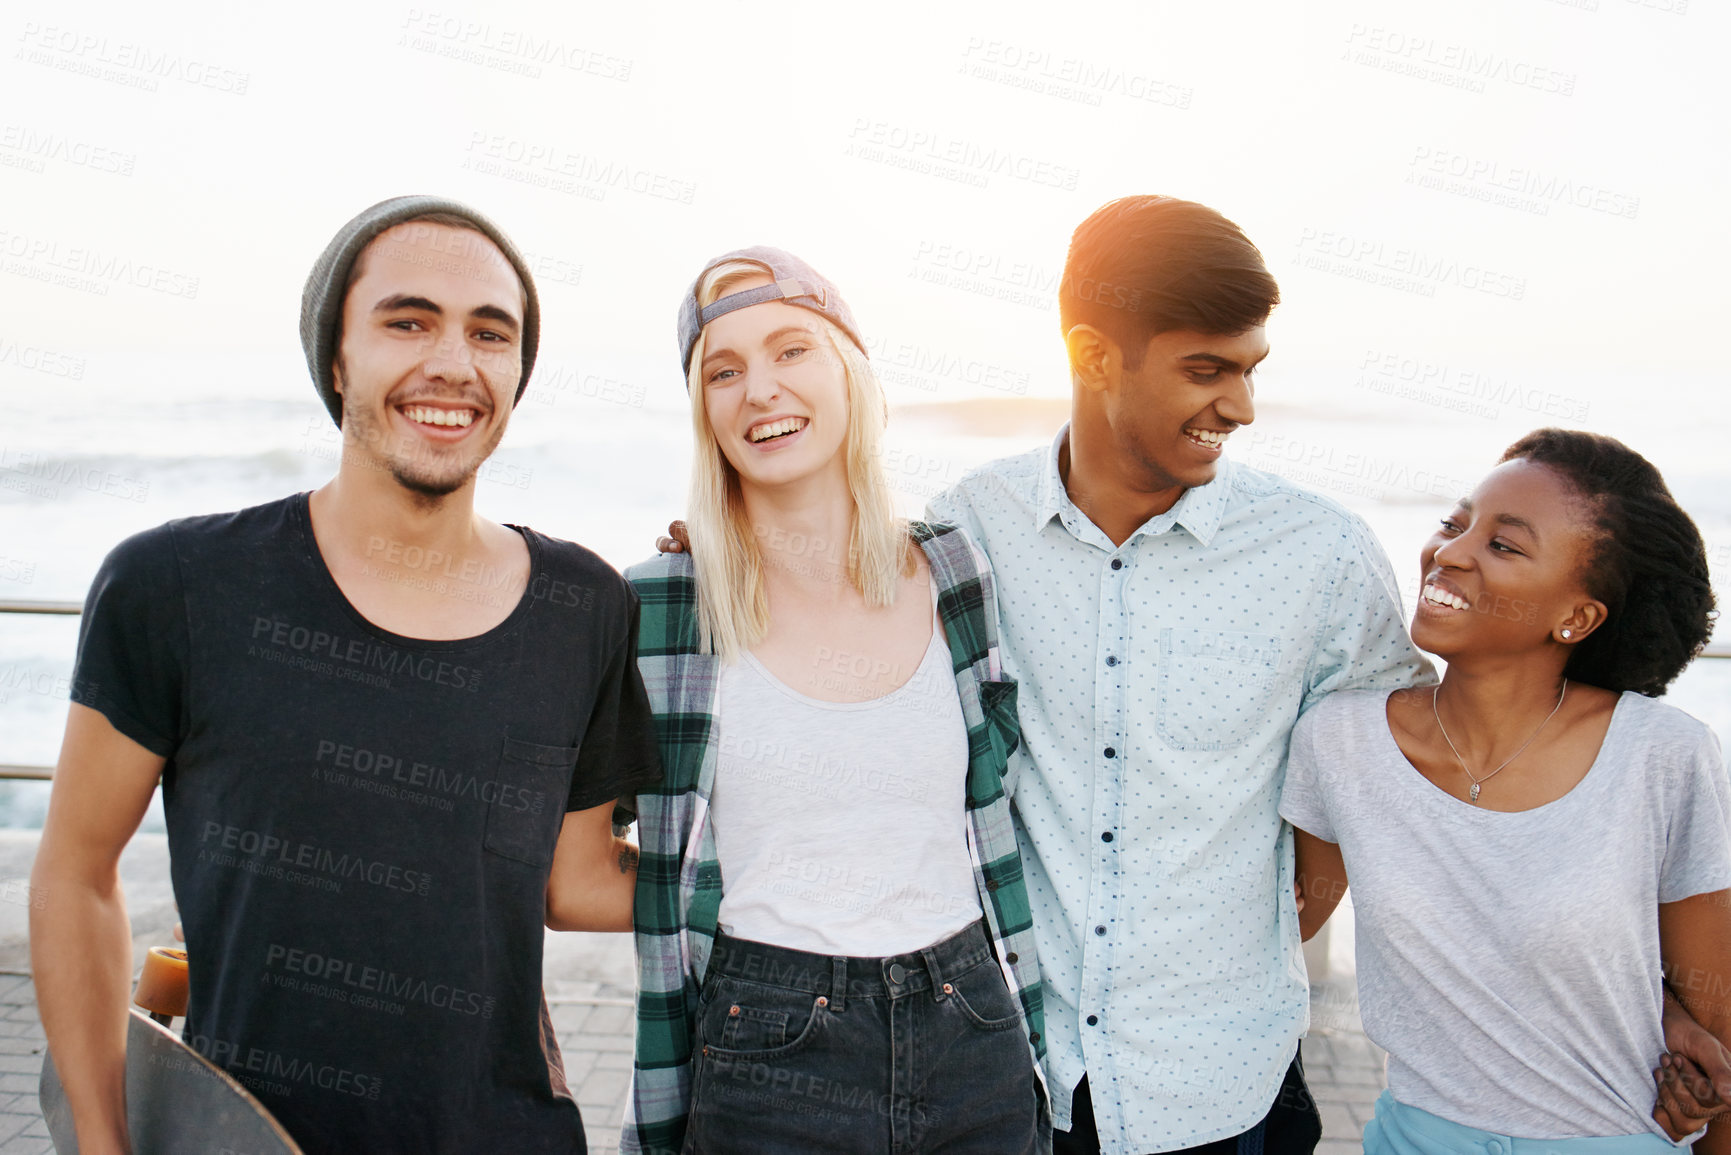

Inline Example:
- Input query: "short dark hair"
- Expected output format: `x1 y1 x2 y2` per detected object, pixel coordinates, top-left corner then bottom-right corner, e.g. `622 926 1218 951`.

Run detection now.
1059 196 1280 371
1499 428 1717 696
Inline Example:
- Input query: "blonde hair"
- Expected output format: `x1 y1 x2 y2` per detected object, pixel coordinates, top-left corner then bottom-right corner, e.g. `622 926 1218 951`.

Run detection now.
684 259 910 660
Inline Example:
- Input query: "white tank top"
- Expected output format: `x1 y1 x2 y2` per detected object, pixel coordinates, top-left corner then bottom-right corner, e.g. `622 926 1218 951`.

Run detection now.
710 600 983 956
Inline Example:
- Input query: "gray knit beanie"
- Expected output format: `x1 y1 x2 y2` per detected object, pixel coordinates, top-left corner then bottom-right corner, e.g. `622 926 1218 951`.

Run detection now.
300 195 541 427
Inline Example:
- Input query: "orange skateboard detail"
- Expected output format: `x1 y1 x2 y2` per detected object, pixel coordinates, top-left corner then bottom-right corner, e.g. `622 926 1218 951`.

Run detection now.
133 945 190 1020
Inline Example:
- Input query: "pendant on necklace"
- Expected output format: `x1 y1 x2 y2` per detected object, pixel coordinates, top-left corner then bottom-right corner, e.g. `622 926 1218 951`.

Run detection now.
1469 783 1481 803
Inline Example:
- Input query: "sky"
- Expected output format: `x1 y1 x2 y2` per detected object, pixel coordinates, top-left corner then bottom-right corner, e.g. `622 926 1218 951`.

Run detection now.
1 0 1726 548
4 0 1723 373
1 0 1729 794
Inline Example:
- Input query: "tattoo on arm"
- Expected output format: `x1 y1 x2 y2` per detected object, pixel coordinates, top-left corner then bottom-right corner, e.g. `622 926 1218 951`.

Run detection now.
617 844 640 875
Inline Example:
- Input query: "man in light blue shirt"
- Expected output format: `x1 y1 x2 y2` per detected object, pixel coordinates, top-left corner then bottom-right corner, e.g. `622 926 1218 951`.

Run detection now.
927 196 1432 1154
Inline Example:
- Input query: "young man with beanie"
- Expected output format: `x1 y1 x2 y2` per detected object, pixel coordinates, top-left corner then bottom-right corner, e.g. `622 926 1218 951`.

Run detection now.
31 195 662 1154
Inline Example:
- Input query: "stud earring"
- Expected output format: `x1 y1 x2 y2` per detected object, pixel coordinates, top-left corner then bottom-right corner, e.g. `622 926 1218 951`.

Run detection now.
1561 629 1573 639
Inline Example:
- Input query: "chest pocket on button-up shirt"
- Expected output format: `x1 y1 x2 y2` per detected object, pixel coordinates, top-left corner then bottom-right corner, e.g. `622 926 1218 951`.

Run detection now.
1156 628 1283 751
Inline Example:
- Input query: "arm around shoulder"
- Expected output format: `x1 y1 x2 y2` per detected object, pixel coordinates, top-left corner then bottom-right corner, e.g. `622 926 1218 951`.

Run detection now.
1281 700 1352 940
1304 516 1434 708
1293 828 1348 942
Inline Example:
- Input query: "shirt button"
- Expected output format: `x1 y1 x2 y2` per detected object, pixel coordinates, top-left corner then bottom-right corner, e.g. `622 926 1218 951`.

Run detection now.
1110 558 1123 570
986 879 1000 892
1105 655 1118 667
1101 832 1114 843
1103 747 1116 758
1095 925 1107 936
1005 952 1019 965
1086 1014 1099 1026
1029 1031 1041 1044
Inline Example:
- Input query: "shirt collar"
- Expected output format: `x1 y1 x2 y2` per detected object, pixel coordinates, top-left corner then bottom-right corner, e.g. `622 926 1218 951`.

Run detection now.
1037 423 1232 548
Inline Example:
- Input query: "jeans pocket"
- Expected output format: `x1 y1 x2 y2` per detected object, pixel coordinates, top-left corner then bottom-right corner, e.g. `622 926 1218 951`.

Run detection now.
482 737 576 867
699 979 823 1057
1156 627 1283 751
944 960 1021 1032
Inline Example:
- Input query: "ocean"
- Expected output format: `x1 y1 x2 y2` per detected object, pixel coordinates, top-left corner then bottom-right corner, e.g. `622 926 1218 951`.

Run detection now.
2 350 1727 830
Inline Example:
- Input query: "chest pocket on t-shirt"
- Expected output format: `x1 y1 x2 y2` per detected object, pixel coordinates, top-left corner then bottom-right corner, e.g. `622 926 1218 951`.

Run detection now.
483 737 579 868
1156 628 1283 752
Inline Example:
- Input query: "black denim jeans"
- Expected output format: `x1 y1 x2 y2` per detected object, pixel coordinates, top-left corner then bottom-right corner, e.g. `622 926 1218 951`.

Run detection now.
1053 1047 1322 1155
682 920 1040 1154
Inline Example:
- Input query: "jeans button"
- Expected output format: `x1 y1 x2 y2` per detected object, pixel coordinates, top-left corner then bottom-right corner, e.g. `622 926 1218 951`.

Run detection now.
888 963 907 984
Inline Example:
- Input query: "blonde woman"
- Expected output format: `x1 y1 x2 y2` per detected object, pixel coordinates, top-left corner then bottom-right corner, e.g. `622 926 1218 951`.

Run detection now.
619 248 1047 1154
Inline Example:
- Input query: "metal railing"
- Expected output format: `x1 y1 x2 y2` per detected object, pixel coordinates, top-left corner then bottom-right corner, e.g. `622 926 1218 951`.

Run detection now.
2 601 1728 781
0 600 81 615
3 600 81 779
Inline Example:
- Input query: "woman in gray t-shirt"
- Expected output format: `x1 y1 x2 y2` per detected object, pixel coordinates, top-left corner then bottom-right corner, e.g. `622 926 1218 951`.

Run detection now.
1282 429 1731 1152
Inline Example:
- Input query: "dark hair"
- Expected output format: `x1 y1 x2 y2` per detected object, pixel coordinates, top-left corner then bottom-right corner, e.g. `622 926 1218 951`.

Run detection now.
1059 196 1280 372
1500 428 1717 696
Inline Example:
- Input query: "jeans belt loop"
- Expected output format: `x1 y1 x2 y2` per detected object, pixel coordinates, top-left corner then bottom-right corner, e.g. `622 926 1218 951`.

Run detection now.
920 945 948 1001
829 956 847 1013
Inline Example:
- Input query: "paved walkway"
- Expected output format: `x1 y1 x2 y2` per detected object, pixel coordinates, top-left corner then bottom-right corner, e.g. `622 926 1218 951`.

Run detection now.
0 973 53 1155
0 966 1385 1153
1305 1023 1389 1154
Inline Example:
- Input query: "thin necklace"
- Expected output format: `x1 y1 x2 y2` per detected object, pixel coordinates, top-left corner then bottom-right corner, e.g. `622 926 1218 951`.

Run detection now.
1432 680 1568 804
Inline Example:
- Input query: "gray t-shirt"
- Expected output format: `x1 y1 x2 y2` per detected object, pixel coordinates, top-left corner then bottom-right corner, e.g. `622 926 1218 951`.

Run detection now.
1281 688 1731 1139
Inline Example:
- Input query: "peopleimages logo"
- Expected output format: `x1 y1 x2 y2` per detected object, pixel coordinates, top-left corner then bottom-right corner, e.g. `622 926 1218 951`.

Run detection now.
1293 228 1526 302
14 22 252 95
0 124 137 176
314 739 545 813
264 943 497 1018
180 1036 382 1101
0 229 200 299
247 616 484 692
197 821 433 897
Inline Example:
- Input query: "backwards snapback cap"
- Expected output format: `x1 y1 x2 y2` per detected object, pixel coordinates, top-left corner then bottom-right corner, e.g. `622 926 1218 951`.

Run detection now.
300 195 541 427
677 245 866 383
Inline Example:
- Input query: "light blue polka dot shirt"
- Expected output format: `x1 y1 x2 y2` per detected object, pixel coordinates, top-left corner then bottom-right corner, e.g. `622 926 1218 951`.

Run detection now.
928 425 1433 1153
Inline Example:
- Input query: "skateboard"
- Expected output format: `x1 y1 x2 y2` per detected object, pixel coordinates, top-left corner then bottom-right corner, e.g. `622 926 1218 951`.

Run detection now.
39 946 303 1154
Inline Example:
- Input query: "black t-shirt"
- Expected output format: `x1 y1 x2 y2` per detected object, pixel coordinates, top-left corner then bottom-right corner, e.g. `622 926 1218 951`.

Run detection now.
71 493 661 1154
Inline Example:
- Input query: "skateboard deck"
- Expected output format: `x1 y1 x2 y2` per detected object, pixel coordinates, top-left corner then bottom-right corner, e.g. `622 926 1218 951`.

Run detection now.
39 1007 303 1154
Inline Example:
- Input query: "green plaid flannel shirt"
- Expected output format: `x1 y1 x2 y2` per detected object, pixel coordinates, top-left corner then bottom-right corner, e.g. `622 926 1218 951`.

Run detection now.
619 522 1046 1155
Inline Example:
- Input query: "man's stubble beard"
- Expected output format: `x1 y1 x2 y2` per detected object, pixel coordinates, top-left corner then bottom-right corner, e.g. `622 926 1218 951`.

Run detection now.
338 383 508 508
1109 373 1191 496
